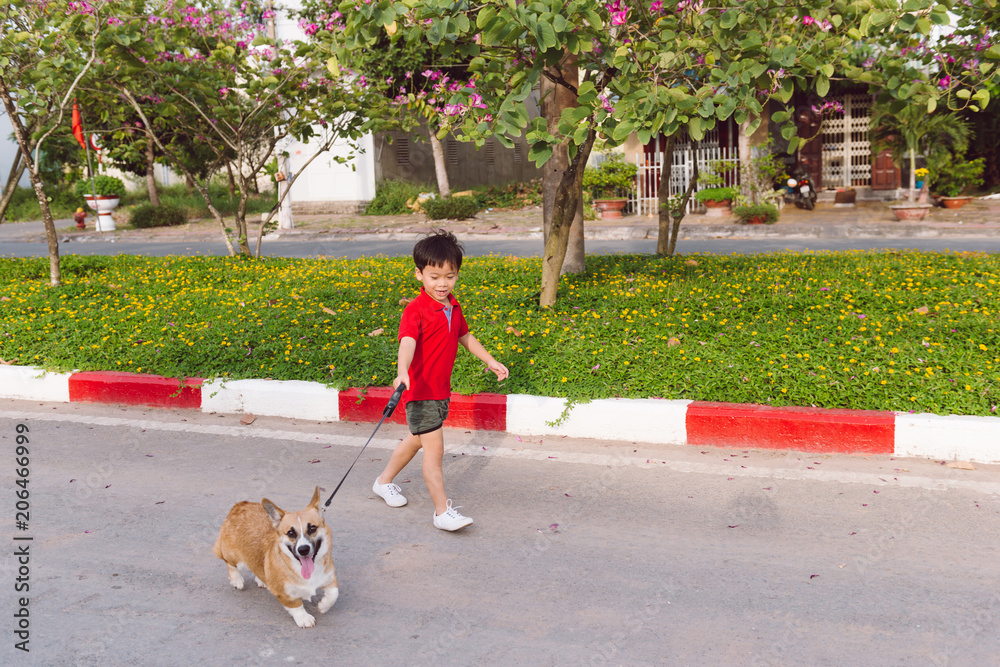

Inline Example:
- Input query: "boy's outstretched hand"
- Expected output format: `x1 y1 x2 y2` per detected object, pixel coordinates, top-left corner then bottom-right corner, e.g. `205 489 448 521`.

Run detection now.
485 359 509 382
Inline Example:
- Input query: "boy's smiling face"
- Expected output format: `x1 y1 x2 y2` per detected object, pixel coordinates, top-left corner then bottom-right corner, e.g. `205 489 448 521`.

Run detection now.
415 261 459 305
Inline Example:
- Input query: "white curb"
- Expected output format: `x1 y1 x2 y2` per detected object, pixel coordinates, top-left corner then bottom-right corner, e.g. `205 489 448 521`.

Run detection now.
201 379 340 422
506 394 691 444
895 412 1000 464
0 365 72 402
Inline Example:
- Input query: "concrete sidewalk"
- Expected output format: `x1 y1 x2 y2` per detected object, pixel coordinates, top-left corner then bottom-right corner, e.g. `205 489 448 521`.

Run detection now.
3 197 1000 245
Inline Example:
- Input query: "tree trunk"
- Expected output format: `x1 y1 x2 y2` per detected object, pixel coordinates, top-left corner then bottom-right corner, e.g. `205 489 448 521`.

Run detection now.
0 78 60 285
656 136 677 255
120 85 237 256
185 172 195 193
0 152 25 222
739 120 753 203
145 128 160 206
226 161 237 198
908 149 917 203
428 126 450 198
540 128 597 307
541 53 585 274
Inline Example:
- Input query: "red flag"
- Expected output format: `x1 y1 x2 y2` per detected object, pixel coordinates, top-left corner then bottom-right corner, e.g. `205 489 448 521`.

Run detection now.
71 100 87 150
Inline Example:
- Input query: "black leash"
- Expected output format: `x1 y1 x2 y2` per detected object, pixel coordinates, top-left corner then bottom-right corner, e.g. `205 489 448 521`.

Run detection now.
323 383 406 512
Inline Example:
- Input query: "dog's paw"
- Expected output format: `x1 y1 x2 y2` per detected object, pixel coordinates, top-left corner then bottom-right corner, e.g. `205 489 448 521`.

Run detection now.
227 568 245 590
318 587 339 614
254 576 268 589
288 606 316 628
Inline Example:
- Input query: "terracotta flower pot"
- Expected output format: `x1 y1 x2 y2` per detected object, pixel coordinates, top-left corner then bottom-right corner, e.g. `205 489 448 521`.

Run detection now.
701 199 732 217
593 198 628 219
888 203 932 221
940 196 972 209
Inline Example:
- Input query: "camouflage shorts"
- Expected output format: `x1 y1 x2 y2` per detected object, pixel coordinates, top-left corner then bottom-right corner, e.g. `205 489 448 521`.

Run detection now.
405 399 450 436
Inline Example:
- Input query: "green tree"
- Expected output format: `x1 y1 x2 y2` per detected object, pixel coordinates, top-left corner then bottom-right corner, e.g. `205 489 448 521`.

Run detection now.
333 0 996 306
0 0 108 285
98 0 373 256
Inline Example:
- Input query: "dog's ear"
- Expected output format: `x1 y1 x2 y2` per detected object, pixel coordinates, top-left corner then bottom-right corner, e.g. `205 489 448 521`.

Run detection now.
261 498 285 528
308 486 321 510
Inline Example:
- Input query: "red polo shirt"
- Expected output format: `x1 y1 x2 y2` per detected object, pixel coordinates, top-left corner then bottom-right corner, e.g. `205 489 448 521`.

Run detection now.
398 288 469 401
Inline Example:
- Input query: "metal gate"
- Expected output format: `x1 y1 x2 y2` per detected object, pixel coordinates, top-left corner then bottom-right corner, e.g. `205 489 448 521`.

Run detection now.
631 144 738 216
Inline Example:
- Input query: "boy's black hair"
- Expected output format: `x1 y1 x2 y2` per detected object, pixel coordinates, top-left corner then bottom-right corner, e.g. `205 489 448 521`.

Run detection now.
413 229 464 271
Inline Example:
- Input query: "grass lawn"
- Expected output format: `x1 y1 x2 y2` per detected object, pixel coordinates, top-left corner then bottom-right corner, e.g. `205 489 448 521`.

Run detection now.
0 250 997 416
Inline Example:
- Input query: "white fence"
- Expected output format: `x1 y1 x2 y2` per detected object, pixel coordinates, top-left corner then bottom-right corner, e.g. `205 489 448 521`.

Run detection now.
630 145 739 216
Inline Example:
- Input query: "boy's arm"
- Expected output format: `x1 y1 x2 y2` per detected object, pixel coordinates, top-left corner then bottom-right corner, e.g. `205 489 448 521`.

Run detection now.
394 336 416 390
459 333 509 381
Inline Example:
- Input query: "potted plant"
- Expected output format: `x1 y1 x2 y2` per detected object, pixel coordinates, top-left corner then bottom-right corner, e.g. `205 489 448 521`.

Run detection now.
732 203 780 225
694 187 737 217
74 175 127 232
914 168 929 191
583 152 637 219
931 154 984 209
870 102 970 221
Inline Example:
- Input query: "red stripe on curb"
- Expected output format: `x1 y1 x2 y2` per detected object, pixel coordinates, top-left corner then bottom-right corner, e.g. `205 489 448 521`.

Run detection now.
338 388 507 432
68 372 203 409
686 401 895 454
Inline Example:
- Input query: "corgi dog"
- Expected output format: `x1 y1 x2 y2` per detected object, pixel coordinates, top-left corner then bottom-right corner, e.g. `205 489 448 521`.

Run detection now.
212 487 338 628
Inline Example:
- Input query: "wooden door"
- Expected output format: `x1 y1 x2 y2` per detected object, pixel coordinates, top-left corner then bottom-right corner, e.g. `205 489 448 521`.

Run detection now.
871 150 900 190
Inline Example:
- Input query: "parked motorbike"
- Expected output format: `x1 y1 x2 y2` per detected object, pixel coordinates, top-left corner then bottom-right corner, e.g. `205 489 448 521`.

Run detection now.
785 173 818 210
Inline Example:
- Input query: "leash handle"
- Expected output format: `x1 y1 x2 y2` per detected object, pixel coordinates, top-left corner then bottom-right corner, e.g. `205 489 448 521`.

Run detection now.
323 383 406 511
383 382 406 418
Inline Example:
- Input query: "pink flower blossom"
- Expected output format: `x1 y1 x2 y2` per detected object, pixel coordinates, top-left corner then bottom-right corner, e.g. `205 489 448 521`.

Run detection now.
803 15 815 26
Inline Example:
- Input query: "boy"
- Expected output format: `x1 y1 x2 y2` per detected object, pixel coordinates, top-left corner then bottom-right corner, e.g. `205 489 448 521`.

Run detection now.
372 230 508 531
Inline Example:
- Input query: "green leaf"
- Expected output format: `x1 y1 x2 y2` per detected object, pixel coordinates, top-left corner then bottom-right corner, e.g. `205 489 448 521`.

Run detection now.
927 97 937 113
327 57 341 78
816 76 830 98
536 21 557 50
715 96 737 121
688 117 704 141
916 17 931 35
974 88 991 107
786 135 801 154
720 10 738 29
251 35 270 47
613 120 635 142
771 109 791 124
956 89 971 100
477 6 497 28
529 143 553 166
743 116 761 137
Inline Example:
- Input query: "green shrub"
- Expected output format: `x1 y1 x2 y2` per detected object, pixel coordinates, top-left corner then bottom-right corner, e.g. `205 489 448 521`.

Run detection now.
74 175 126 198
732 203 780 224
3 186 80 222
472 179 543 210
365 179 427 215
422 195 480 220
128 203 187 229
932 155 985 197
583 152 638 199
695 187 737 203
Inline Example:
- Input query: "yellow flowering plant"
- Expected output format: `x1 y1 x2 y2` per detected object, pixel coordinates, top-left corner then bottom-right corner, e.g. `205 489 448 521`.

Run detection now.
0 251 998 416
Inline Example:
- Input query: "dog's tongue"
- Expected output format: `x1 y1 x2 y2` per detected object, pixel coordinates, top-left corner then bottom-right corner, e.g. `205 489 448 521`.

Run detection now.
300 556 314 579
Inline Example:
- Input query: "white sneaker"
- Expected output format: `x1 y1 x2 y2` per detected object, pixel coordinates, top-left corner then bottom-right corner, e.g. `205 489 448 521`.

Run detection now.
433 500 473 531
372 478 407 507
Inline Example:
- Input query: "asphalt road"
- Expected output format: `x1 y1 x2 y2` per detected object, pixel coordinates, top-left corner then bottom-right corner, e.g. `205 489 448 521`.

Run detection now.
2 401 999 665
5 237 1000 259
